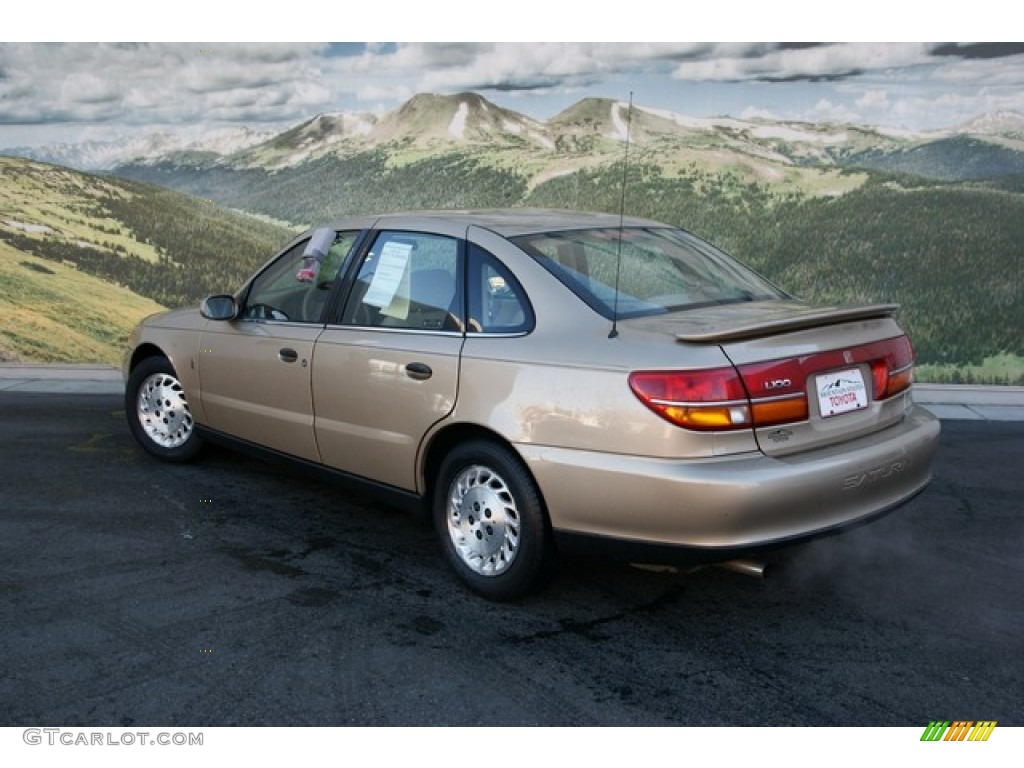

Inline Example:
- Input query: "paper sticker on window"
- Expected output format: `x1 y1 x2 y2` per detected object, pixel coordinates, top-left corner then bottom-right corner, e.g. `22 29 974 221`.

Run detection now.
363 240 413 310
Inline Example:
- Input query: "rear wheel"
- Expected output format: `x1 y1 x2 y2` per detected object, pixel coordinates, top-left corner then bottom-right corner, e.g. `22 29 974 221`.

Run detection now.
125 356 203 462
434 440 554 600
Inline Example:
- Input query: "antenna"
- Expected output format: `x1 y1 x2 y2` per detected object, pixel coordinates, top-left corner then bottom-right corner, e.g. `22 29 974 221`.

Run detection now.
609 91 633 339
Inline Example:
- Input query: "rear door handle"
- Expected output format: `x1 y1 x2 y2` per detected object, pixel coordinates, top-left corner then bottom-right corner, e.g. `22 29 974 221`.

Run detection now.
279 348 299 363
405 362 432 380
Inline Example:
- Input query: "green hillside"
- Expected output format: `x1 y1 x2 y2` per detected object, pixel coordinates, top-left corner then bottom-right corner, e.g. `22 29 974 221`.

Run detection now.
0 240 164 364
4 144 1021 383
112 150 1024 382
844 136 1024 181
527 164 1023 380
116 148 531 226
730 179 1024 371
0 155 294 363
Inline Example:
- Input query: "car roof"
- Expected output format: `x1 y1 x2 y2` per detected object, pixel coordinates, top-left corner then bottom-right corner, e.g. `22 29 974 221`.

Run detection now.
318 208 669 239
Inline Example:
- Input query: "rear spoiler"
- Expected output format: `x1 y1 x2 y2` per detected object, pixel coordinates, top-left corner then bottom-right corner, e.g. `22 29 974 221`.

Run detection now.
675 303 901 343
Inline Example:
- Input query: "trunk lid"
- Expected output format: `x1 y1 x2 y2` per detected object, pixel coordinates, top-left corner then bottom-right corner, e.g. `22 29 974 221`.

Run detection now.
626 301 916 456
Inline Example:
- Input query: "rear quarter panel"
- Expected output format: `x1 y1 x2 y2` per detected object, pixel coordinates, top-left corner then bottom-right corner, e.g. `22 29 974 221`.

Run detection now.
449 228 761 460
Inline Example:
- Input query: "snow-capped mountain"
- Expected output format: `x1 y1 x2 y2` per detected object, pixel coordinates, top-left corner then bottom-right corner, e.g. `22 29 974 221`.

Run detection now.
7 94 1024 184
954 111 1024 137
368 92 549 145
3 126 275 171
234 112 378 168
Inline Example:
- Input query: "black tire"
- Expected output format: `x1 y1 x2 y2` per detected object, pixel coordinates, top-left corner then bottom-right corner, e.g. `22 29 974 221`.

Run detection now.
125 356 203 462
433 439 555 600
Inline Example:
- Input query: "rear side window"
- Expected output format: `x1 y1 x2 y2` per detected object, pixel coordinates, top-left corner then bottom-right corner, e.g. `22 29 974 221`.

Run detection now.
340 230 463 332
466 244 533 334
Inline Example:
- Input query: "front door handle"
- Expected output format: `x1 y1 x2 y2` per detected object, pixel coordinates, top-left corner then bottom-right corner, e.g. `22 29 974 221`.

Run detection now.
405 362 432 380
279 348 299 363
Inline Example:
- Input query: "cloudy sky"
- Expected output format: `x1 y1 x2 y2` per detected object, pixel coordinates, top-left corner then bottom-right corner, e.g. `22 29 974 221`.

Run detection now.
3 11 1023 148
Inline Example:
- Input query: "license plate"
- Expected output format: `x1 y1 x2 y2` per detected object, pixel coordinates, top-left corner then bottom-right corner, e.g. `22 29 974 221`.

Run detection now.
816 368 869 418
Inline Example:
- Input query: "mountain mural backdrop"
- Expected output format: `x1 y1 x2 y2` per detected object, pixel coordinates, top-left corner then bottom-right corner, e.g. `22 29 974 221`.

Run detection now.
2 92 1022 382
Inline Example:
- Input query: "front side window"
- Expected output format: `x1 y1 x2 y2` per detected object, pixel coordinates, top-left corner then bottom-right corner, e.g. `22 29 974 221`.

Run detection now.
242 230 359 323
340 230 462 332
511 227 786 319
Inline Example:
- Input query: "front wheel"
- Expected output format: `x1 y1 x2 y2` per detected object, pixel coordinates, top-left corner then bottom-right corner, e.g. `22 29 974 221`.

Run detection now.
433 440 554 600
125 356 203 462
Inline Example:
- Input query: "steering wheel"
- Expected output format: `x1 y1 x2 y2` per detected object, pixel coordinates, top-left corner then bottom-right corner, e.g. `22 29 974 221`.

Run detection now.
246 303 289 322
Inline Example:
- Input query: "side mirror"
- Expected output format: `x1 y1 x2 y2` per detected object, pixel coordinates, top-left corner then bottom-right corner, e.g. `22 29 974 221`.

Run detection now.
200 295 238 321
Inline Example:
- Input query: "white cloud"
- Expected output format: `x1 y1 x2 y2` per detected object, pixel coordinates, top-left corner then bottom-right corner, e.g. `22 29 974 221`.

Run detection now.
337 43 722 96
740 106 779 121
810 98 861 124
671 43 934 83
0 43 334 127
2 41 1024 144
856 90 890 109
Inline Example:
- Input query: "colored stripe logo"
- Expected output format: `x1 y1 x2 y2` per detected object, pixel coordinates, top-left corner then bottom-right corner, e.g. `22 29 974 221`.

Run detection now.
921 721 997 741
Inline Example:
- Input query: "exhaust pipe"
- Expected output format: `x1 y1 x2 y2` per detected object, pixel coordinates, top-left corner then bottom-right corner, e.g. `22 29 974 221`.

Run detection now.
629 563 679 574
630 559 769 578
716 559 768 578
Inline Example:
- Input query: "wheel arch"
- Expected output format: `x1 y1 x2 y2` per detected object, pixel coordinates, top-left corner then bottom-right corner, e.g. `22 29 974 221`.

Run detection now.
420 423 541 507
124 353 204 462
125 341 204 426
127 342 170 374
425 424 558 599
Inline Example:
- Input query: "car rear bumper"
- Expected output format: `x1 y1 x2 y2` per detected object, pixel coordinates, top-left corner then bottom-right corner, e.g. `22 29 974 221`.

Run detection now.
517 405 940 557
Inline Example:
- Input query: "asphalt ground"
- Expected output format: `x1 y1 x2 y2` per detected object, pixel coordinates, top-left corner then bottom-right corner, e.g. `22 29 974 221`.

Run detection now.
0 390 1021 727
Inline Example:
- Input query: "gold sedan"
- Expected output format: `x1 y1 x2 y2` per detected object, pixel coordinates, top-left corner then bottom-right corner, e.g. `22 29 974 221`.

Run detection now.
125 210 940 600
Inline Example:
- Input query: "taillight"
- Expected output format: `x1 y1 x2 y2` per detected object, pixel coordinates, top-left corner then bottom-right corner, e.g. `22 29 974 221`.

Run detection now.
629 335 914 432
735 359 810 427
628 368 751 431
869 336 915 399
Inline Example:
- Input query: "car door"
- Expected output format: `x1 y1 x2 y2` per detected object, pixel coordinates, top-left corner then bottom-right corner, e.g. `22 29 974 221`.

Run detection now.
312 229 464 491
198 230 359 462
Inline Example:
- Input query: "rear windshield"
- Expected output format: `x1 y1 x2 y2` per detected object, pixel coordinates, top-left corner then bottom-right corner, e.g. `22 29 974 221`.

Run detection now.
511 226 786 319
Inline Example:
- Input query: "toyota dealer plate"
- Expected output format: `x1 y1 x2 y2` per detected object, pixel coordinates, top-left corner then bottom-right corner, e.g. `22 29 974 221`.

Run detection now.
816 368 869 417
